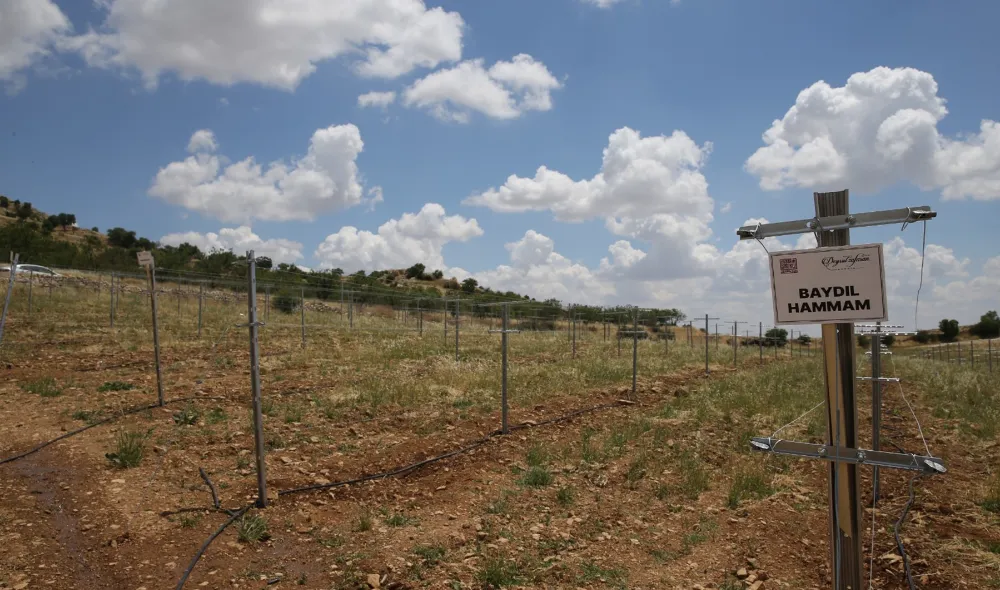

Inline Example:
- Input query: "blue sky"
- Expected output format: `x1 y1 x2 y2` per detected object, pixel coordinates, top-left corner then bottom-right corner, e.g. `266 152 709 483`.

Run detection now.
1 0 998 327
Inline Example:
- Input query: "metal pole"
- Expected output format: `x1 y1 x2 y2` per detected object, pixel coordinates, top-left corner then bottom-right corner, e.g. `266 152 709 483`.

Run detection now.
419 301 424 336
631 308 638 397
147 265 165 407
501 304 509 434
110 271 115 328
990 339 993 373
572 307 577 359
0 254 20 346
198 283 203 337
716 323 719 350
349 292 354 329
759 322 763 362
704 314 710 375
871 322 882 504
733 323 737 366
815 189 863 590
26 271 32 317
455 299 460 362
300 287 306 348
443 298 447 343
971 340 974 369
265 285 270 326
246 252 268 508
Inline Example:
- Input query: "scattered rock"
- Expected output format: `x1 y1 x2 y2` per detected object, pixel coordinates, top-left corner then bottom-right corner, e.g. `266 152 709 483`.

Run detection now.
366 573 381 588
736 568 748 579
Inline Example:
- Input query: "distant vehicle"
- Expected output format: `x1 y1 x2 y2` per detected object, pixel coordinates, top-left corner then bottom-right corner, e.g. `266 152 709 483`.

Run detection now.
0 264 62 277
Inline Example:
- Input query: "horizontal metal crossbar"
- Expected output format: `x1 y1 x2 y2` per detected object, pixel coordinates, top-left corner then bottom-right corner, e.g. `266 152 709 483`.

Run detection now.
856 376 900 383
750 437 945 474
487 330 522 334
737 206 936 240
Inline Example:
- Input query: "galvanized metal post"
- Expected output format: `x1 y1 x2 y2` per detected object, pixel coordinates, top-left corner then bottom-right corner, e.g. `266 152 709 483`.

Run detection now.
814 190 863 590
265 285 270 326
989 339 993 373
971 340 975 368
419 301 424 336
197 283 203 337
349 292 354 330
501 304 509 434
759 322 763 361
704 314 710 375
246 251 268 508
443 298 448 343
572 307 577 359
146 264 164 407
455 299 460 362
26 271 32 317
110 271 115 328
631 308 638 397
0 254 19 346
733 323 737 366
300 287 306 348
870 322 882 503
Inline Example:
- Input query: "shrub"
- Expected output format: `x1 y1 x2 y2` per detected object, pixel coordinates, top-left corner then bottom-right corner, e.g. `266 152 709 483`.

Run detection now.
520 466 553 487
236 513 270 543
971 311 1000 339
98 381 135 392
272 290 300 314
939 318 960 342
857 334 871 348
22 377 61 397
914 330 932 344
881 334 895 347
477 556 522 588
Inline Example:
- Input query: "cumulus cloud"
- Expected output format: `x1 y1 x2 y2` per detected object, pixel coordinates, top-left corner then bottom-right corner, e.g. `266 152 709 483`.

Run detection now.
473 231 616 302
358 91 397 109
402 54 562 123
0 0 71 91
149 125 366 224
746 66 1000 200
160 226 304 264
60 0 464 90
314 203 482 272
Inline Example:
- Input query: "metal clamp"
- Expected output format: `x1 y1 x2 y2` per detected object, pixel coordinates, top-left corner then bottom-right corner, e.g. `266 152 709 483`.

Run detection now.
749 437 946 474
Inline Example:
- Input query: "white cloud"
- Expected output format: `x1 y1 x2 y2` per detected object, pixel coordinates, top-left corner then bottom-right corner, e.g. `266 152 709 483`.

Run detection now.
314 203 482 272
720 202 732 214
582 0 627 6
473 230 616 302
149 124 366 224
186 129 217 153
0 0 71 91
746 66 1000 200
61 0 464 90
358 91 397 109
402 54 562 123
160 226 304 264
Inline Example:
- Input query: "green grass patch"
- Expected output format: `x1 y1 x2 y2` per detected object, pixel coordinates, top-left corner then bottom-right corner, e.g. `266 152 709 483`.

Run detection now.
98 381 135 392
106 429 149 469
236 513 269 543
413 544 445 565
519 466 554 488
578 560 628 588
476 556 522 588
727 467 775 508
983 473 1000 514
22 377 61 397
556 486 575 507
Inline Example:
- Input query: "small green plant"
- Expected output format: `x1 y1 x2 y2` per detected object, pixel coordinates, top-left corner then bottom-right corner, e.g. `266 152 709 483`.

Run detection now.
105 429 149 469
71 409 102 424
487 491 512 515
283 405 304 424
679 449 709 499
355 512 373 532
98 381 135 392
556 486 575 507
520 466 553 488
526 444 549 467
179 514 201 528
578 560 627 588
236 513 269 543
727 468 775 508
206 408 227 424
413 544 445 565
22 377 61 397
983 474 1000 514
626 451 648 487
476 556 522 588
384 512 413 527
297 573 307 585
173 405 200 425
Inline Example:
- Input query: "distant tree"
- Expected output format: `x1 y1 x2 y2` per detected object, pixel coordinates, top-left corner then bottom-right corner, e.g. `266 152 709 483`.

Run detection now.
443 278 460 290
42 216 57 234
765 327 788 347
276 262 302 274
272 290 299 314
107 227 137 249
16 202 32 221
405 263 426 279
255 256 273 270
13 199 20 208
881 334 895 347
796 334 812 346
969 310 1000 339
431 269 444 280
938 318 960 342
857 334 871 348
0 196 8 208
461 277 478 293
91 226 99 233
914 330 932 344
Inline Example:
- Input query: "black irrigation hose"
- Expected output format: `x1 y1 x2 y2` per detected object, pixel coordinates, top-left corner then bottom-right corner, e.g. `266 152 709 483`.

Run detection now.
0 395 230 466
894 474 923 590
176 398 637 589
174 504 252 590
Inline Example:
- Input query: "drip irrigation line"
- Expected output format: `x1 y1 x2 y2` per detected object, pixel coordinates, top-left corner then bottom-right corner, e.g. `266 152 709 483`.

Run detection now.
174 504 252 590
0 395 229 466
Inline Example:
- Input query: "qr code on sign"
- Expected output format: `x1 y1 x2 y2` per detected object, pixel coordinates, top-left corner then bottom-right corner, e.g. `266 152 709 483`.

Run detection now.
779 257 798 274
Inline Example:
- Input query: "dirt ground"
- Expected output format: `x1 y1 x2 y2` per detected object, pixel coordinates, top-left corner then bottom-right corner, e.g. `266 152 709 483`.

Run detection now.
0 288 998 590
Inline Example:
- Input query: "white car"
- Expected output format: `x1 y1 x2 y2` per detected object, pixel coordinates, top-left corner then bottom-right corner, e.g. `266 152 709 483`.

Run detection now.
0 264 62 277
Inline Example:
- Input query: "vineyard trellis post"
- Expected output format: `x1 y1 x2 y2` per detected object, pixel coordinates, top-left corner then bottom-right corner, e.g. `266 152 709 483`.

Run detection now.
197 282 203 338
0 253 20 346
26 270 32 317
704 314 718 375
109 271 115 328
455 299 460 362
739 190 942 590
759 322 763 361
138 252 164 407
300 286 306 349
489 303 520 434
245 251 268 508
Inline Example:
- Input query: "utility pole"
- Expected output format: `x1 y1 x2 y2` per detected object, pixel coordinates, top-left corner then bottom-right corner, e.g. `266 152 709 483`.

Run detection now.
739 192 941 590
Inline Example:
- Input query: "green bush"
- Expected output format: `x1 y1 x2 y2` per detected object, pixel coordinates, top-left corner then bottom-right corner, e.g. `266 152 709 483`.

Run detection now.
272 290 300 314
106 429 149 469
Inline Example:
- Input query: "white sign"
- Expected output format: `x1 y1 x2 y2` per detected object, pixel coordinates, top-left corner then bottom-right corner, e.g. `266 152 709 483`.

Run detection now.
137 251 154 267
769 243 887 325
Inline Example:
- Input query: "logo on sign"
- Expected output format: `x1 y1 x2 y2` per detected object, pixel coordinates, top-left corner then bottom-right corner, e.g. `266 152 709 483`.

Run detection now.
779 257 798 274
821 252 871 271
